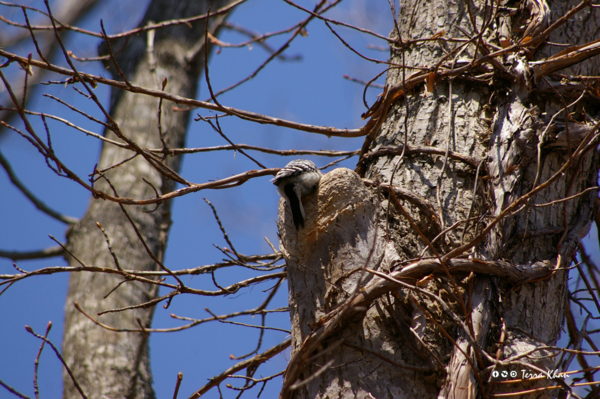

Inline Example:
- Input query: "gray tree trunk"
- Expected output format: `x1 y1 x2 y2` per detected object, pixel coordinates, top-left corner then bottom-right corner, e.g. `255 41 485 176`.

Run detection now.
280 1 599 398
61 1 232 398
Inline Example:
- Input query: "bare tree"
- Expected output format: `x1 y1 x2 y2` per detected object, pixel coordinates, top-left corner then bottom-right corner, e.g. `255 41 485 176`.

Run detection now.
280 1 600 398
61 1 237 398
1 1 600 399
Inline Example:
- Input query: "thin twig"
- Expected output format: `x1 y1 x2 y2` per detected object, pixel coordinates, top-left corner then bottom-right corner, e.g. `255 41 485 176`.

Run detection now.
33 321 52 399
25 325 88 399
204 308 290 333
172 372 183 399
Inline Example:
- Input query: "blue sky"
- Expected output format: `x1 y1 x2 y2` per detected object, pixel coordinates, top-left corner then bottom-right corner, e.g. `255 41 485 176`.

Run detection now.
1 1 598 398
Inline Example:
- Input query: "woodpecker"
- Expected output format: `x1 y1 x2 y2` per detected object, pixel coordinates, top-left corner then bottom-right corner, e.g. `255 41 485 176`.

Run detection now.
271 159 322 229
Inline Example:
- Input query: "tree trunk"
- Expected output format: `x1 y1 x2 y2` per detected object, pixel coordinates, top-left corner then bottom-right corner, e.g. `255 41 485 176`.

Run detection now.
280 1 599 398
61 1 232 398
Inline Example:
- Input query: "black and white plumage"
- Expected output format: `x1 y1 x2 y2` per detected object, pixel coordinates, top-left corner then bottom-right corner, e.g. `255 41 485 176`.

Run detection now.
271 159 322 229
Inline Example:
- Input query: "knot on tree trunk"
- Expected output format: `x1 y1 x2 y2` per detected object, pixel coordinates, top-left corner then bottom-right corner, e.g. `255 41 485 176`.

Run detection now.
279 167 383 290
279 168 383 339
280 168 411 399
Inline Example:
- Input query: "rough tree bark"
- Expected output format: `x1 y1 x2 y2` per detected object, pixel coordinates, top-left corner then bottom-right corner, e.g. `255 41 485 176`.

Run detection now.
61 1 232 398
280 1 599 398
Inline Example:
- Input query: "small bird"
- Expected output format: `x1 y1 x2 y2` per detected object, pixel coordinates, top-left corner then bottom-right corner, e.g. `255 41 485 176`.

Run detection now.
271 159 323 229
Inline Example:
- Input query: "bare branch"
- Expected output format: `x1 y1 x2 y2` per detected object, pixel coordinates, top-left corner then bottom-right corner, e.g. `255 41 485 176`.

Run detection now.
0 245 64 260
0 378 32 399
0 150 78 225
187 338 291 399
